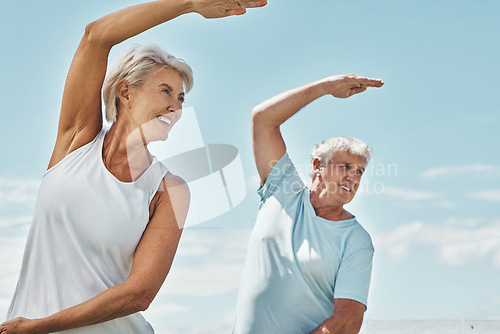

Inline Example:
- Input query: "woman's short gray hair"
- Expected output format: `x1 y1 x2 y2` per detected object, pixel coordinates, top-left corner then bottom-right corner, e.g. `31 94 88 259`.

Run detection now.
309 136 372 178
103 44 194 123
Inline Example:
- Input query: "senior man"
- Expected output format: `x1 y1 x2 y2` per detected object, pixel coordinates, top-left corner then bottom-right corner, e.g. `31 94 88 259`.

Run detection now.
233 74 384 334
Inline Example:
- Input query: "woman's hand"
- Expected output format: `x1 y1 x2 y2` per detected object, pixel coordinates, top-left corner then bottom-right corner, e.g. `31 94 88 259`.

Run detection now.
192 0 267 18
321 74 384 99
0 317 43 334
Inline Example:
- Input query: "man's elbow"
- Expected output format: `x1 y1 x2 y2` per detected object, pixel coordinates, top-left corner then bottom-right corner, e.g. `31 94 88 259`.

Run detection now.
251 104 276 130
251 105 264 124
341 315 363 334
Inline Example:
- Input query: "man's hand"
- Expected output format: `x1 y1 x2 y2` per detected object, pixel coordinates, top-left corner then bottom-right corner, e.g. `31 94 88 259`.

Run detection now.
321 74 384 99
192 0 267 18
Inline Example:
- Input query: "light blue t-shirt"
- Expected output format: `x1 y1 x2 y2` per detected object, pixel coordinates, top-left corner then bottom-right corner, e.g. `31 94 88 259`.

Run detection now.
233 153 374 334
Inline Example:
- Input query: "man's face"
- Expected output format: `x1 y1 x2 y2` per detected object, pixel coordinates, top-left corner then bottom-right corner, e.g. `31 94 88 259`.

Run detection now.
315 151 366 205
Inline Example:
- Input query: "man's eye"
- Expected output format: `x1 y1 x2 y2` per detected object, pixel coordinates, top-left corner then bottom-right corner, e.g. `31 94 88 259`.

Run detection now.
162 89 170 94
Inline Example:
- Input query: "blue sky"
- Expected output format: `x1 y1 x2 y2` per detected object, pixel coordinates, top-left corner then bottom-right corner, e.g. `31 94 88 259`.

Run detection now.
1 0 500 333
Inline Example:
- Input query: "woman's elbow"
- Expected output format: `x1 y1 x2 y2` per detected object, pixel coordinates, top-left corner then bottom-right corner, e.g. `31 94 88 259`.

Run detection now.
131 291 155 312
82 20 112 49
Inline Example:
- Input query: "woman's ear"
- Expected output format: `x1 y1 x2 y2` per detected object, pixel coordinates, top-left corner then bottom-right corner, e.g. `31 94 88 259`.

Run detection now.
117 80 131 109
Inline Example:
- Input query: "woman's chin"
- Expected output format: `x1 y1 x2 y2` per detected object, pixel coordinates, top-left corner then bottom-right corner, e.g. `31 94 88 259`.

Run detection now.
141 122 172 142
148 131 169 142
156 133 169 142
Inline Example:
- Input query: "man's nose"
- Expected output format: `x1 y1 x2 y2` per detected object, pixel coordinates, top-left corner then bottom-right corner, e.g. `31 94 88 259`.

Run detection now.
346 168 360 180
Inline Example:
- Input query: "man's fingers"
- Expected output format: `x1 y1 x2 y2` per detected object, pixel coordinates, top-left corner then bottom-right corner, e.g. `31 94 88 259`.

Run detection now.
358 77 384 87
345 75 384 88
240 0 268 8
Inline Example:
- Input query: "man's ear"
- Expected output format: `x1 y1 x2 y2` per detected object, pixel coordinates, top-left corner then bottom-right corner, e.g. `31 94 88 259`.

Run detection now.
117 80 131 109
312 158 322 174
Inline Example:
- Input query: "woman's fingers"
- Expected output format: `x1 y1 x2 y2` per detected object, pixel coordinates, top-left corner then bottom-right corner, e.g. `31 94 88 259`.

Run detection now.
224 0 267 16
193 0 267 18
224 8 247 16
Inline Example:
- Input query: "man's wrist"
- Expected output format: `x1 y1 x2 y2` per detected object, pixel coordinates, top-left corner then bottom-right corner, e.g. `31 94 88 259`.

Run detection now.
321 325 333 334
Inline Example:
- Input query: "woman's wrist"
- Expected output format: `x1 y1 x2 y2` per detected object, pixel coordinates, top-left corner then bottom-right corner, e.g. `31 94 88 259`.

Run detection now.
177 0 197 15
31 317 52 334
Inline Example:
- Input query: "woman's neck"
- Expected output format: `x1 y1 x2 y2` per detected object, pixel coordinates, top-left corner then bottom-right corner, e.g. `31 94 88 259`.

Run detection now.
102 122 153 182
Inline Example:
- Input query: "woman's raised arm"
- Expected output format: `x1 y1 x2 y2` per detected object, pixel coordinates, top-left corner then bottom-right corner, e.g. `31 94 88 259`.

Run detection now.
49 0 267 170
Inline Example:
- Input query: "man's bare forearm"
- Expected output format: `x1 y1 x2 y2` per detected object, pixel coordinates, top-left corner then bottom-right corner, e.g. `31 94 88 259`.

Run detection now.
252 78 329 128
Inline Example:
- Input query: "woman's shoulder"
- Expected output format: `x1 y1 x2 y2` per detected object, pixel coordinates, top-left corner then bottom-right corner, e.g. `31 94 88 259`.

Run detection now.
160 172 190 195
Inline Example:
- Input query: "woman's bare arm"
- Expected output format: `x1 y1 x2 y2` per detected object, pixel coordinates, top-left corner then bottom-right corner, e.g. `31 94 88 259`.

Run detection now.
1 174 189 333
49 0 267 170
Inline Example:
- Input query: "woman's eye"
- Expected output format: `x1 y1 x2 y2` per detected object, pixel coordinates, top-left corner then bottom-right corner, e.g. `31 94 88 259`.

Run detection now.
162 89 170 94
179 97 185 103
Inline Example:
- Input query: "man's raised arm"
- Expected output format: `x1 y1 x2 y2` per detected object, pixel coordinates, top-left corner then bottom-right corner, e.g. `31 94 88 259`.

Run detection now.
252 74 384 185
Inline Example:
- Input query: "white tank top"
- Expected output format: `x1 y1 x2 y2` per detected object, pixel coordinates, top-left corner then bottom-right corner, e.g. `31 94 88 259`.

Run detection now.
7 127 168 333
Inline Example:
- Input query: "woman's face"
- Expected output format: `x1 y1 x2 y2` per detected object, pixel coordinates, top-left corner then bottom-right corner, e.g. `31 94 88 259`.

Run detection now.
127 66 185 142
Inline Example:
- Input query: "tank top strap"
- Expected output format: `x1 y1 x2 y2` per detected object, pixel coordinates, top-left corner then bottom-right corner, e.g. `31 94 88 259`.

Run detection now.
143 158 169 204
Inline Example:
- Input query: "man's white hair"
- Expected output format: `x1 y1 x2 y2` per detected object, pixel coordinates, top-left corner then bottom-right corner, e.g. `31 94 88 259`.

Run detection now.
103 44 193 123
309 136 372 178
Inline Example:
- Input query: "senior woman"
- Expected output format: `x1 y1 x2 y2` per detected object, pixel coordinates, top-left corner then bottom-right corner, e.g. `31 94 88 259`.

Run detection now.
1 0 267 333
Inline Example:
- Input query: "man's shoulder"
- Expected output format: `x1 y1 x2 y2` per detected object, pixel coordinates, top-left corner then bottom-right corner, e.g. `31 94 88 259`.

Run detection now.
346 220 374 251
259 152 307 202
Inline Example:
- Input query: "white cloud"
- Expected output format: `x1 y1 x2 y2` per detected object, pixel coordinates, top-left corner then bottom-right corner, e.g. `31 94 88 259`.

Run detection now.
153 314 234 334
373 217 500 267
0 178 40 206
143 301 188 318
0 215 32 231
434 199 458 209
0 234 28 318
360 319 500 333
420 164 500 180
373 222 424 263
375 186 458 209
468 189 500 203
158 228 252 297
381 186 441 201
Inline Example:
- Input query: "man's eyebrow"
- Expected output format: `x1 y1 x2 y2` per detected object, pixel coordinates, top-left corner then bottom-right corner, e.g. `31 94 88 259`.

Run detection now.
336 162 365 171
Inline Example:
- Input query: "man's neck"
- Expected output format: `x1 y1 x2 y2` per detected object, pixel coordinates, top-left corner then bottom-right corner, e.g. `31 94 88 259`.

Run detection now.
309 188 351 221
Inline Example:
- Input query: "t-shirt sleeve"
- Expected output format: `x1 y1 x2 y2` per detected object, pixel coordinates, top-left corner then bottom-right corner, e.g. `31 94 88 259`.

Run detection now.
333 234 374 309
257 152 305 203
